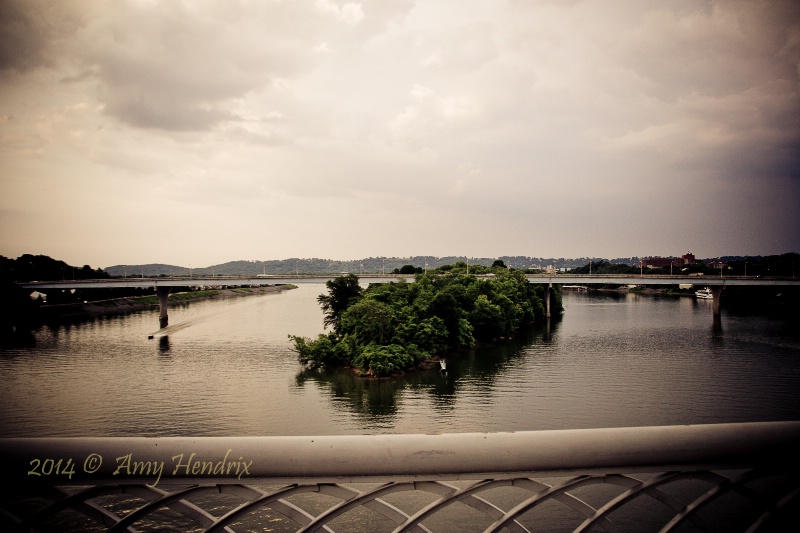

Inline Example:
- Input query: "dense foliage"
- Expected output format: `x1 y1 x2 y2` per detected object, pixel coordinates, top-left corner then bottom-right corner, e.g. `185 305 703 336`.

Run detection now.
291 270 562 376
0 254 109 283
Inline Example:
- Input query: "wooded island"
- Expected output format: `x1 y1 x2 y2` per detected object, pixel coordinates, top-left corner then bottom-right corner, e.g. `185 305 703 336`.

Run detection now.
291 266 562 376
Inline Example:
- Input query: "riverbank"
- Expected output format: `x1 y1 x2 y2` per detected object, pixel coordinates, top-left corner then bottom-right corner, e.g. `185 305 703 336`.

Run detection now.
37 285 297 321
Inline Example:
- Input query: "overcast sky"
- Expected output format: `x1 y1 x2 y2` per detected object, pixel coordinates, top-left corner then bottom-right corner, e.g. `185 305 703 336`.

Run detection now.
1 0 799 268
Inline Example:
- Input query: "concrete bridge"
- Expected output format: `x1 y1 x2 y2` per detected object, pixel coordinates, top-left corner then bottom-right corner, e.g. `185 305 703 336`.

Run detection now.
18 273 798 329
525 273 799 322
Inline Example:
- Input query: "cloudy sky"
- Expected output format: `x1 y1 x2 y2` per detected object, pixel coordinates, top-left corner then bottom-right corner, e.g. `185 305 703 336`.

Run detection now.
1 0 799 268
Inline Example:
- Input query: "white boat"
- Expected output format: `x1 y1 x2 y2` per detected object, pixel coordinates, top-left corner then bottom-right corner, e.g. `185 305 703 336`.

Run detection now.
695 287 713 299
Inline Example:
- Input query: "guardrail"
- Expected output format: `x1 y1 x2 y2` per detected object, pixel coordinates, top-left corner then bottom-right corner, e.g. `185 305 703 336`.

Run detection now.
2 422 798 532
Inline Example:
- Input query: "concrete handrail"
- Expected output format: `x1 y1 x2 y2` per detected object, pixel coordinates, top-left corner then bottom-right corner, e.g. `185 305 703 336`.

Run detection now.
3 422 799 486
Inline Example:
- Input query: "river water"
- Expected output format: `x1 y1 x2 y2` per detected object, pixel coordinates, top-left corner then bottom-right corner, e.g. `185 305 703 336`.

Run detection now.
1 284 799 437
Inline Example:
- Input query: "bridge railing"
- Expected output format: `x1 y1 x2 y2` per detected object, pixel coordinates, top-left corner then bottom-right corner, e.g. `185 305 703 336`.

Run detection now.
2 422 799 532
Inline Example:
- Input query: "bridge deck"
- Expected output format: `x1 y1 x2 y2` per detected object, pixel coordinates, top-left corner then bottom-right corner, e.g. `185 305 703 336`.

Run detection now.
18 273 799 289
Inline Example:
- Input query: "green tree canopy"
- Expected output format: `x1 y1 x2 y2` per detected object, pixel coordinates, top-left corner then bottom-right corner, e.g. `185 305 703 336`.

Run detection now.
292 267 563 376
317 274 362 331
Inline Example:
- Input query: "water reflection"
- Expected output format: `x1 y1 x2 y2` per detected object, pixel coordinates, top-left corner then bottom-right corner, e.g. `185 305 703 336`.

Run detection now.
158 335 171 353
296 366 402 418
1 323 37 348
293 319 561 422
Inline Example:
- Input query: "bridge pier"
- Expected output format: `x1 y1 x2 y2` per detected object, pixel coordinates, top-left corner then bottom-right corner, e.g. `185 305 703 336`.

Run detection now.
545 283 551 318
156 287 170 328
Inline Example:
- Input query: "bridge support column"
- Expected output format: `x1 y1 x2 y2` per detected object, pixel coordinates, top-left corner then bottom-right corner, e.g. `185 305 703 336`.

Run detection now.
545 283 551 318
156 287 170 329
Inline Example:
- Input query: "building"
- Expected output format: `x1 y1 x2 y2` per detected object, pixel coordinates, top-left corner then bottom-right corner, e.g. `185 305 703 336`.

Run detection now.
641 257 679 269
642 252 699 269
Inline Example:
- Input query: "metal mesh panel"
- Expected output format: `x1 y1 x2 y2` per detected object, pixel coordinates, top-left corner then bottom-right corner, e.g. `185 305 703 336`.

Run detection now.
3 468 798 532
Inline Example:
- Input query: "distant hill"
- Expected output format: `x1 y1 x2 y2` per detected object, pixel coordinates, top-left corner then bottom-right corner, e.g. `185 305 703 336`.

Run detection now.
103 263 191 278
8 253 795 280
104 256 643 277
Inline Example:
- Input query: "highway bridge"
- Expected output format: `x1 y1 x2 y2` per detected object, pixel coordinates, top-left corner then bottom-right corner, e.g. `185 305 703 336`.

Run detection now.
18 273 798 328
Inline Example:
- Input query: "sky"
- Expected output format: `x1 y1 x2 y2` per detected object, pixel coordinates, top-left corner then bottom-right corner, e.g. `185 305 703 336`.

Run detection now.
1 0 799 269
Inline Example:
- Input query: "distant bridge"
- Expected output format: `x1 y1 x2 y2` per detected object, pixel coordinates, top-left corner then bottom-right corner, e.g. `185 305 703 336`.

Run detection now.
524 274 799 320
18 273 798 328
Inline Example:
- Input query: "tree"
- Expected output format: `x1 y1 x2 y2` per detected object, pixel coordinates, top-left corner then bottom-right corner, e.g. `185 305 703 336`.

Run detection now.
398 264 421 274
340 299 396 344
317 274 362 332
492 259 507 269
469 294 504 340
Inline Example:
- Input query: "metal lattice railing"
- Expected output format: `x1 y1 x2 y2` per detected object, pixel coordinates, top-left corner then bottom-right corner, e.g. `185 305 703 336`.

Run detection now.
2 422 799 532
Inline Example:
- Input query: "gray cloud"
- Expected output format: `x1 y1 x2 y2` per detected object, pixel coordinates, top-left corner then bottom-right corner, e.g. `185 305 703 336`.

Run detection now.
0 0 81 72
1 0 798 266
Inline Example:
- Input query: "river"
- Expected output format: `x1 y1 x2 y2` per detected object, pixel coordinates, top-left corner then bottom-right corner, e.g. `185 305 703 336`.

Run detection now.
1 283 799 437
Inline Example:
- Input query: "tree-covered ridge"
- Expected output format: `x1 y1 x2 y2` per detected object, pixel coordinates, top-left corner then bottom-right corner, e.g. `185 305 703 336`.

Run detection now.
291 270 562 377
0 254 109 283
100 253 799 277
